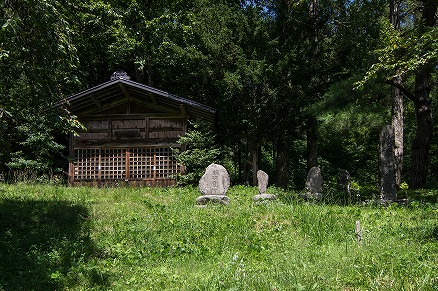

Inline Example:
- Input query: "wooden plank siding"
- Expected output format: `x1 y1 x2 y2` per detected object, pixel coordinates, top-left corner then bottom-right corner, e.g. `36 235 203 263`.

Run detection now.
75 117 184 142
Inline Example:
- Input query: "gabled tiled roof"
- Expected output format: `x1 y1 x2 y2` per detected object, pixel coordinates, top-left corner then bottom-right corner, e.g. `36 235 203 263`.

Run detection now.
55 72 216 122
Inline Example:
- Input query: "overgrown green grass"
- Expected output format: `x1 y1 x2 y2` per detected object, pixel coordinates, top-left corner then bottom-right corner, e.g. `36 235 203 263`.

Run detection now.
0 183 437 290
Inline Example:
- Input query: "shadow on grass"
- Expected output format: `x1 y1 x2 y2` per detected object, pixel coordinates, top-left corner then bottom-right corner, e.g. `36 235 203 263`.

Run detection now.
0 199 108 290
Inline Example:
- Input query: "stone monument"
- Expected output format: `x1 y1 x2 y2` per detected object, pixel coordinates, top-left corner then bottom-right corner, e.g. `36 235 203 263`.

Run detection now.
337 169 351 195
196 163 230 205
379 125 396 201
253 170 277 202
304 166 323 199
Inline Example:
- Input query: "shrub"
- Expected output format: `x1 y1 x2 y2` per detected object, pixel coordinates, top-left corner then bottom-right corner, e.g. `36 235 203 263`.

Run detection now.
172 119 221 185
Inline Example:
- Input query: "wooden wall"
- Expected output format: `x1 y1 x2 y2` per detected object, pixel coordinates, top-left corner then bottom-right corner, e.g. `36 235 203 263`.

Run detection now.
74 117 186 144
69 116 187 186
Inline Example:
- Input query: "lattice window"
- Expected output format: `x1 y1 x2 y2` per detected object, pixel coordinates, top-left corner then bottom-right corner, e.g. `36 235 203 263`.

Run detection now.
73 147 180 183
74 148 99 180
156 147 179 179
101 148 126 180
129 148 154 179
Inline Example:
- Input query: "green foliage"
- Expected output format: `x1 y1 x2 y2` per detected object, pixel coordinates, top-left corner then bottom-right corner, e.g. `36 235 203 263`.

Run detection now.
0 0 435 189
0 108 12 172
2 109 84 180
354 0 437 188
0 0 84 179
357 18 438 88
1 184 437 290
172 120 221 185
312 75 389 186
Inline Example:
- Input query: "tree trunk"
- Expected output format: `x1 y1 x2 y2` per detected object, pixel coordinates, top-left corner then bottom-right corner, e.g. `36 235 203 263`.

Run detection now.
306 116 318 172
391 79 404 188
390 0 403 188
389 0 401 31
237 143 242 184
409 68 433 188
408 0 436 189
243 140 251 185
147 55 153 87
275 134 290 189
247 139 259 186
244 139 259 186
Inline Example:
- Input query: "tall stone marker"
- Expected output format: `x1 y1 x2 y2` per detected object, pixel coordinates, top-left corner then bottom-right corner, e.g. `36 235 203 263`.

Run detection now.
257 170 269 194
253 170 277 202
197 163 230 205
305 166 323 199
379 125 396 201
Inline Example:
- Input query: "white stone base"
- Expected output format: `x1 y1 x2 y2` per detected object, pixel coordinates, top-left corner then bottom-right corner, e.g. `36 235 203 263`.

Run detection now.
253 194 277 202
196 195 230 206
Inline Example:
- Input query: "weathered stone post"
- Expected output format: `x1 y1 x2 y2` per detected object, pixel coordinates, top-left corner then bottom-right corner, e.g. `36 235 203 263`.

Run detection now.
252 170 277 202
304 166 323 200
379 125 397 201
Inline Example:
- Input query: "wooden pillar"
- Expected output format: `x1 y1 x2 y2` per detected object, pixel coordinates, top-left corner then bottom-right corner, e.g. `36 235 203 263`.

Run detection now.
68 162 74 185
68 134 75 185
125 148 130 180
145 117 149 139
98 148 102 188
153 148 157 185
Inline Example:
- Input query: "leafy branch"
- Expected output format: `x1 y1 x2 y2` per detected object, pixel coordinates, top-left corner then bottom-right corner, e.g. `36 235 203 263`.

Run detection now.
355 18 437 91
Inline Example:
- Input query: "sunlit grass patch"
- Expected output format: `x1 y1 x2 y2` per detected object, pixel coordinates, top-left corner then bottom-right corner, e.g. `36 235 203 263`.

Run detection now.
0 183 437 290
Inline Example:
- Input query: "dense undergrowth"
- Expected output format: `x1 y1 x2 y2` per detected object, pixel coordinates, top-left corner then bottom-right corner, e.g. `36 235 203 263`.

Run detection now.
0 183 437 290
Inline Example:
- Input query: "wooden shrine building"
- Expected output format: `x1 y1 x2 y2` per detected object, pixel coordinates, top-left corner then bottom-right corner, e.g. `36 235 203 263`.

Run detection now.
58 71 216 186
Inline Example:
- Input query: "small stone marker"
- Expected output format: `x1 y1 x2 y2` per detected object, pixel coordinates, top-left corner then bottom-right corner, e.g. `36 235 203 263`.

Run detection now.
337 169 351 195
355 220 362 244
257 170 269 194
196 163 230 206
253 170 277 202
304 166 323 199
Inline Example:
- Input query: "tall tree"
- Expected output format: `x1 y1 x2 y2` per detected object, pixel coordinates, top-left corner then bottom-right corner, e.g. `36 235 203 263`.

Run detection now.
0 0 82 176
214 3 275 185
268 0 354 185
390 0 404 189
408 0 437 188
307 0 388 188
360 0 437 188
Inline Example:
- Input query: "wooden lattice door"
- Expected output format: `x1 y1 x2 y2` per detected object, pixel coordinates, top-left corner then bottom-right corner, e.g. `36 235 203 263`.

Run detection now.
155 148 179 180
100 148 126 180
72 147 179 186
129 148 154 179
73 148 100 180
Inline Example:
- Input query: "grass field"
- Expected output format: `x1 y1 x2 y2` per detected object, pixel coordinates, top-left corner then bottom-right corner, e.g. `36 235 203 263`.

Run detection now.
0 183 437 290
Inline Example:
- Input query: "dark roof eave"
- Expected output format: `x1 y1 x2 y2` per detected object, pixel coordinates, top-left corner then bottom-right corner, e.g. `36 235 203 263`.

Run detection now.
53 79 216 117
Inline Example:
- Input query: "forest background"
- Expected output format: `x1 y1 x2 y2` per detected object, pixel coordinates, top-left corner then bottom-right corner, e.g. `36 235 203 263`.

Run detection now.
0 0 437 193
